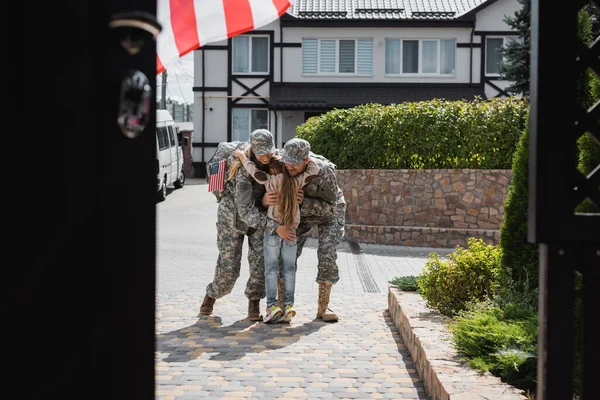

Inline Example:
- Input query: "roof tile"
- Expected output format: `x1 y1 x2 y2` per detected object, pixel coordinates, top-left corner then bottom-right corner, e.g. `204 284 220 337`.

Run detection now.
287 0 489 20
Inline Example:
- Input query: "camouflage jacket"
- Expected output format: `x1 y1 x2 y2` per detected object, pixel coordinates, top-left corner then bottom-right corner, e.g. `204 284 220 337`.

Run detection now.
265 151 345 234
218 153 270 233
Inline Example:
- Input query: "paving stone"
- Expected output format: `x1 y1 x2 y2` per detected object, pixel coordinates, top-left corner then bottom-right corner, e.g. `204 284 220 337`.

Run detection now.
155 186 517 400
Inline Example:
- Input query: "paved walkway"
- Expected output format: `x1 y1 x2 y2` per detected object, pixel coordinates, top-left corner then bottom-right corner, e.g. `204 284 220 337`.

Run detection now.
155 180 453 399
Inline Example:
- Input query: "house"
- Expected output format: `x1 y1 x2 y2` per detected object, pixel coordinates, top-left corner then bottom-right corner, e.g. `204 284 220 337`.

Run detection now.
191 0 522 178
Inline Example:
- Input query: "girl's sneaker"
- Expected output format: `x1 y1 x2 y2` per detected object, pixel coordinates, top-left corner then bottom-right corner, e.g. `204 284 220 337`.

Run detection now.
264 305 283 323
279 304 296 323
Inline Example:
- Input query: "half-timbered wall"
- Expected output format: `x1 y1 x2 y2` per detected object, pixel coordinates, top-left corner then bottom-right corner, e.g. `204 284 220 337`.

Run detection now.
191 0 524 177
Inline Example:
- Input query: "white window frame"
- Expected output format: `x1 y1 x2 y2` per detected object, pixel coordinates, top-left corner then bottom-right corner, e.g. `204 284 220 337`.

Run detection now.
485 36 519 77
302 38 373 76
232 35 270 75
231 108 269 142
384 38 457 77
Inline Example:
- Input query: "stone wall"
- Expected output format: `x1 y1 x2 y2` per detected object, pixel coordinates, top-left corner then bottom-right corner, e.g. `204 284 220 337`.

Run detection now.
337 169 512 248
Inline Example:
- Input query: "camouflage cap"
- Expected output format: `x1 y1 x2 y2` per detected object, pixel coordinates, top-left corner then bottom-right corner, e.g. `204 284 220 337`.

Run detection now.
282 138 311 164
249 129 276 156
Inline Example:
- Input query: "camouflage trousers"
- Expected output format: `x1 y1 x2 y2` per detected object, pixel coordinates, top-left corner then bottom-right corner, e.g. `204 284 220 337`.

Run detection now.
295 201 346 285
205 223 266 301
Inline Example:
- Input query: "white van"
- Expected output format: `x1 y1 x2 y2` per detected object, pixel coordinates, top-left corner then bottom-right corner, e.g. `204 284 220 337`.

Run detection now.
156 110 187 201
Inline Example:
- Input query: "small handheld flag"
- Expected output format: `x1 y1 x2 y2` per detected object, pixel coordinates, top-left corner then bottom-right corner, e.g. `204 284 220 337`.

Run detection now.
208 159 227 192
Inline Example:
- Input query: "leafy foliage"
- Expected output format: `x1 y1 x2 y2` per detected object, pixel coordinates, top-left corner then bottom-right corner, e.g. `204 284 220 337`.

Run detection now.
389 275 420 292
498 120 539 306
576 15 600 213
450 303 538 394
500 0 531 96
417 238 501 316
296 98 529 170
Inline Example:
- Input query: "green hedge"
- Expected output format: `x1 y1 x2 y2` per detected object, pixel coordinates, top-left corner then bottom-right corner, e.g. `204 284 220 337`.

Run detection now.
296 97 529 170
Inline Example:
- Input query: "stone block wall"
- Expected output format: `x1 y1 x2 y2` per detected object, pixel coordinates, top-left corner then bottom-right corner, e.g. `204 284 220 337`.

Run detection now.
337 169 512 248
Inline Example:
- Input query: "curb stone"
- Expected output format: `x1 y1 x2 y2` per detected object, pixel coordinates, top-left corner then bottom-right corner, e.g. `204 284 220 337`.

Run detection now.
387 287 528 400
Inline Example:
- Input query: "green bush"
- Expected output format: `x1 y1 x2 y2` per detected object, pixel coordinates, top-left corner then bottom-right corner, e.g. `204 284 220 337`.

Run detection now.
389 275 420 292
498 120 539 308
576 132 600 214
417 238 501 316
296 97 529 170
450 303 538 394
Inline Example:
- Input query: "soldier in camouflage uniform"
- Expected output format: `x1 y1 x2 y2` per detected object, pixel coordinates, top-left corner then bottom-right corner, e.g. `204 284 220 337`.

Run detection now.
265 138 346 322
200 129 277 321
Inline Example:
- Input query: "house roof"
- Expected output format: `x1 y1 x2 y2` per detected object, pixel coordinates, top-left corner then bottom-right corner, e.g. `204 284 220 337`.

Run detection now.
269 83 486 110
285 0 491 21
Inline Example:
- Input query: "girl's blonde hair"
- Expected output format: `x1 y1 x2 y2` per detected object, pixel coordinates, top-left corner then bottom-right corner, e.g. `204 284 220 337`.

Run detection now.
278 166 299 228
226 147 253 182
227 149 297 228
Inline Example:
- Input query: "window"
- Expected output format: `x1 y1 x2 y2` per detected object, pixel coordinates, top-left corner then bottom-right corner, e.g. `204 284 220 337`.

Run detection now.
233 35 269 74
385 39 456 75
232 109 269 142
157 126 169 150
167 126 176 146
486 36 518 76
302 38 373 75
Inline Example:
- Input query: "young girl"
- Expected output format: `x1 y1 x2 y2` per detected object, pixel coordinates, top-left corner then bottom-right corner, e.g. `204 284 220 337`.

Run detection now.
232 147 319 323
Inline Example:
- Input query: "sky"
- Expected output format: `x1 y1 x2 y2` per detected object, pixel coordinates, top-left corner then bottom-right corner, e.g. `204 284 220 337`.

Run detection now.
156 52 195 105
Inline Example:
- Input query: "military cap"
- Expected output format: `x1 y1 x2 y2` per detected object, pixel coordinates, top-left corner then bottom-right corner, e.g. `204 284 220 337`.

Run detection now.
249 129 276 156
282 138 311 164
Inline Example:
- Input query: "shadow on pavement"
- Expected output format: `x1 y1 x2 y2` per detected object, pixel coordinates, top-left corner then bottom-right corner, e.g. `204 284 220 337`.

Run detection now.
157 315 327 362
382 310 431 399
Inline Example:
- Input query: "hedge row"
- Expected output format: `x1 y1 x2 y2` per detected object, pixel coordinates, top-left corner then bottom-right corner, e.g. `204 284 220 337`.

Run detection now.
296 97 529 170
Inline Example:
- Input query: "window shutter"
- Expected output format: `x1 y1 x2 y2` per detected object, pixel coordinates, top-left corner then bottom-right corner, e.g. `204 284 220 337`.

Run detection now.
357 39 372 75
302 39 318 74
320 40 336 73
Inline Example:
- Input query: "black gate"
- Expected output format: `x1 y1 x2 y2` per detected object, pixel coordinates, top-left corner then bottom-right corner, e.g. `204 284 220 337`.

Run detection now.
530 0 600 398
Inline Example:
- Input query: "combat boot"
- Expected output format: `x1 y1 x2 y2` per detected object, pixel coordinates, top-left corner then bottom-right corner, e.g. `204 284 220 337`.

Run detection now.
199 293 216 315
248 299 263 321
316 282 339 322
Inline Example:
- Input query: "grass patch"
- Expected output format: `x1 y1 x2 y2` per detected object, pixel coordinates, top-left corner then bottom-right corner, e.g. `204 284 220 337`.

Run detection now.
389 275 420 292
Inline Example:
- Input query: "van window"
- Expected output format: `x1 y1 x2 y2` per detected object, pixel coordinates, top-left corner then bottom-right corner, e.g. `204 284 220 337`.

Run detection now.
157 126 170 150
167 126 176 147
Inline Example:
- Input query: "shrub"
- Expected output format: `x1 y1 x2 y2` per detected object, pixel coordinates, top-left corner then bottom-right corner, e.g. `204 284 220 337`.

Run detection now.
296 97 529 170
389 276 420 292
450 303 538 394
417 238 501 316
498 120 539 307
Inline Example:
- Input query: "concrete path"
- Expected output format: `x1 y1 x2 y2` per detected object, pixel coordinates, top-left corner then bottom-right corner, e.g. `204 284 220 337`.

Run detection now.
155 179 453 399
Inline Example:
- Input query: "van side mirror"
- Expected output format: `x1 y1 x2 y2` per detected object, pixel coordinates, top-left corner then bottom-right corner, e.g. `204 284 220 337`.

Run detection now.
183 137 189 146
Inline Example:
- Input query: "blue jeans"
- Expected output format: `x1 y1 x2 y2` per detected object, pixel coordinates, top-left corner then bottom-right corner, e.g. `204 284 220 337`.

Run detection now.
264 231 297 307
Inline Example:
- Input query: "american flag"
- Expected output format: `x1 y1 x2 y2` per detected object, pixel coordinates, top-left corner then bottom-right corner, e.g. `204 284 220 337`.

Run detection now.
157 0 294 74
207 159 227 192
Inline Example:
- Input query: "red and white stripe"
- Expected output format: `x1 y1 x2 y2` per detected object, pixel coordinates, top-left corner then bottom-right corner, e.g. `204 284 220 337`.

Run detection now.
207 159 227 192
157 0 294 74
